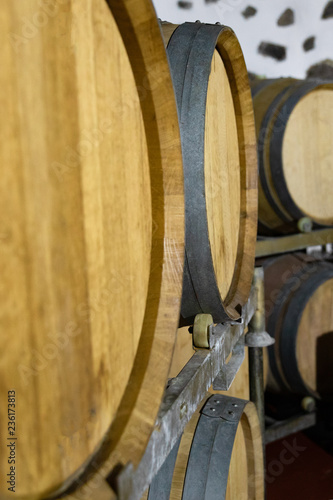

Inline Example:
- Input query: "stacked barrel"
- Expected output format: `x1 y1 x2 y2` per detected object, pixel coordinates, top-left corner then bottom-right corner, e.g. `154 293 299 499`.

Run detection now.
252 77 333 405
252 78 333 234
0 0 185 497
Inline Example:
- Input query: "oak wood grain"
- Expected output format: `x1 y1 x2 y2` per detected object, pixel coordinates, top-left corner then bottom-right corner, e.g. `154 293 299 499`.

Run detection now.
205 50 240 302
0 0 184 497
283 88 333 225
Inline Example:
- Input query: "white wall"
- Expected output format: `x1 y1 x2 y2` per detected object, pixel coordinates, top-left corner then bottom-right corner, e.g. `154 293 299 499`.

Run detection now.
153 0 333 78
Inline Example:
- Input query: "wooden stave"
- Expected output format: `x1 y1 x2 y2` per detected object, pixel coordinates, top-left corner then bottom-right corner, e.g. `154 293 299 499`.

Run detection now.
164 22 258 323
0 0 184 497
264 254 333 399
252 78 333 234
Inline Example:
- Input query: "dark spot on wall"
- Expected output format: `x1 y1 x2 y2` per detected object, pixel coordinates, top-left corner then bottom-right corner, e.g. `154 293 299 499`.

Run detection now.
277 8 295 26
242 6 257 19
258 42 287 61
322 1 333 19
303 36 316 52
205 0 219 3
178 1 192 8
307 59 333 80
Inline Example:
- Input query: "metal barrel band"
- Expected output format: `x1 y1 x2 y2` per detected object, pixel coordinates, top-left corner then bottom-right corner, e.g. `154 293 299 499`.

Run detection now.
147 396 247 500
167 22 235 323
257 84 295 225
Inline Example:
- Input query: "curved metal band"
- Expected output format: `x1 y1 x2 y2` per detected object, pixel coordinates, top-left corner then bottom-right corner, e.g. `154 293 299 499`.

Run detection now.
257 84 295 225
167 22 231 322
147 395 247 500
269 80 330 222
147 437 181 500
279 263 333 397
182 396 247 500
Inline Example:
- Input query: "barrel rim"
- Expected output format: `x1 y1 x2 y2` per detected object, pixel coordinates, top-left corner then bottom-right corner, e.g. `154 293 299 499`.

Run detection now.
215 26 258 318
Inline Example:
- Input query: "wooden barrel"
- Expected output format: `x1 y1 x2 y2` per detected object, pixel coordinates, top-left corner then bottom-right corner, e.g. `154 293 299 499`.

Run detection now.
252 77 333 234
165 338 265 500
163 22 258 322
0 0 184 498
144 393 264 500
264 254 333 399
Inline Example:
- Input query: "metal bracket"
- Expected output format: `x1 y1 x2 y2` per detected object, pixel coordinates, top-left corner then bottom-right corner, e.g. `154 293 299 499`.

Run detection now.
256 228 333 259
245 267 275 348
245 330 275 348
115 285 257 500
201 395 245 421
212 335 245 391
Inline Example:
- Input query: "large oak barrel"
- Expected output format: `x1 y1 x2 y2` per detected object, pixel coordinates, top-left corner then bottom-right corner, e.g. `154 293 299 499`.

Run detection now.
252 78 333 234
264 254 333 399
163 22 258 322
144 393 264 500
0 0 184 497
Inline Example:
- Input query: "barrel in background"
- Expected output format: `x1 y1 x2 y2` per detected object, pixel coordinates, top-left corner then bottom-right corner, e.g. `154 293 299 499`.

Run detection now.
264 254 333 400
252 78 333 235
0 0 184 497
